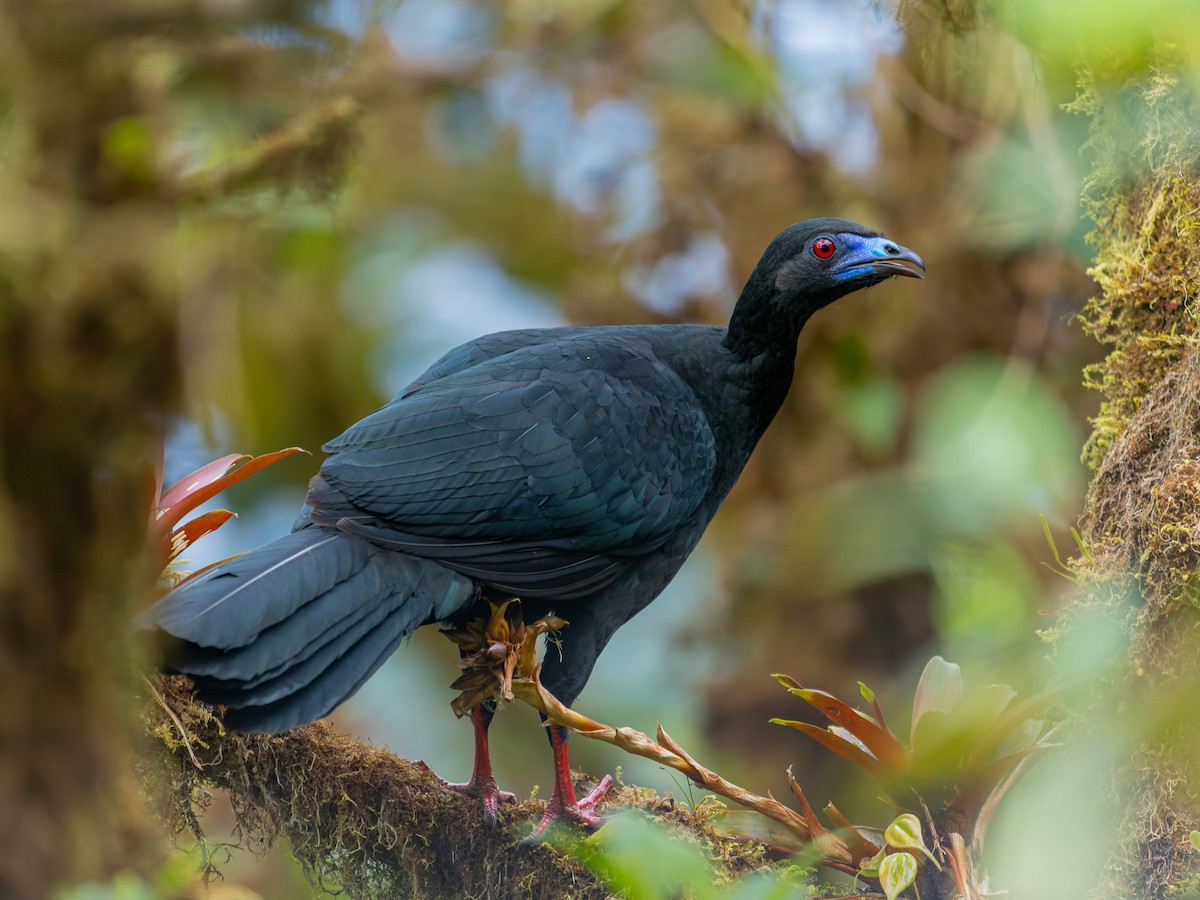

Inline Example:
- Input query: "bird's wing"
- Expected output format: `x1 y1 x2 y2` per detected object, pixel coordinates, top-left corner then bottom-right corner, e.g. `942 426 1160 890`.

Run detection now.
399 327 587 393
313 334 716 597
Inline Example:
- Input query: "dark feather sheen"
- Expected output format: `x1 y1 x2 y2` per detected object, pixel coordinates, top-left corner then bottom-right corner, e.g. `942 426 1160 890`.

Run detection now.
139 217 921 735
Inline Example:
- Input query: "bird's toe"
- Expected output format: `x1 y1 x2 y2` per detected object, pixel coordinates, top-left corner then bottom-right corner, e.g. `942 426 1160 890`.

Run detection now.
416 760 516 827
527 774 615 839
574 774 613 812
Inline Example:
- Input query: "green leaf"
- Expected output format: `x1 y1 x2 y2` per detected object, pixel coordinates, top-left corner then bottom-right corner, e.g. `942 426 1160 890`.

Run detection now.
859 681 876 703
102 116 156 181
879 852 918 900
884 813 923 849
966 689 1063 767
1040 513 1079 582
885 813 941 869
911 656 963 747
856 845 887 879
771 673 802 691
1190 830 1200 851
834 373 904 456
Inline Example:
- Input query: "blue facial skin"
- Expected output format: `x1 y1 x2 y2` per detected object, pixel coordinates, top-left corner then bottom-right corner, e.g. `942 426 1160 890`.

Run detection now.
829 233 900 282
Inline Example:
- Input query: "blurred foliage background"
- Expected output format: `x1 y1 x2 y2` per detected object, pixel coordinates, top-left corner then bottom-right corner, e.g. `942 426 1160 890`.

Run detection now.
2 0 1199 896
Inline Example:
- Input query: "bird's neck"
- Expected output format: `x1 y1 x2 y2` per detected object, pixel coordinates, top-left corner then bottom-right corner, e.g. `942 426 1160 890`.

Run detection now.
722 279 819 421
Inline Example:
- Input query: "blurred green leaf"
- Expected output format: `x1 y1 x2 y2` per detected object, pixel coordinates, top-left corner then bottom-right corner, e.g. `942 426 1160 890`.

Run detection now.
955 131 1081 249
579 814 717 900
54 870 159 900
911 656 962 747
782 353 1084 597
150 852 200 896
914 684 1017 769
102 116 156 182
834 373 905 457
989 0 1200 80
721 865 817 900
931 541 1039 649
912 356 1083 538
878 851 917 900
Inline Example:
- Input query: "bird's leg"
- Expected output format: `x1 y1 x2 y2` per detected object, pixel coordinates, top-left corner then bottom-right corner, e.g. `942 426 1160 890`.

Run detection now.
530 720 614 836
418 703 515 827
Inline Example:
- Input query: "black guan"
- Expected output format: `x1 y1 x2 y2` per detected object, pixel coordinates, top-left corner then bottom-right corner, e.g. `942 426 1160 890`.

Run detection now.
139 218 924 831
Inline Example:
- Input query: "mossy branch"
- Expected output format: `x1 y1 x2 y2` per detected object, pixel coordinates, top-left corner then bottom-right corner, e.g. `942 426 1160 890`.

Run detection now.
141 676 774 898
176 96 364 204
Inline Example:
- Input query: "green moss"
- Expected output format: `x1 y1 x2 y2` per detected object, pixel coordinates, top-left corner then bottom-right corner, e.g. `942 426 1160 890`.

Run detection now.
1065 60 1200 899
140 677 793 898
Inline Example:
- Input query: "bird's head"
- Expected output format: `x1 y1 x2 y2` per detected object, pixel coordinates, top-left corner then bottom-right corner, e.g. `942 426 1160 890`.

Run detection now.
726 217 923 359
767 217 925 304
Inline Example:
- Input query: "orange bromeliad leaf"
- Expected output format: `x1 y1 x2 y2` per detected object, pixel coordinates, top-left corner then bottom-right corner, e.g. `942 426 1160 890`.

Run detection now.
166 509 236 564
823 801 882 862
151 447 306 546
787 687 909 770
770 718 888 779
158 453 248 513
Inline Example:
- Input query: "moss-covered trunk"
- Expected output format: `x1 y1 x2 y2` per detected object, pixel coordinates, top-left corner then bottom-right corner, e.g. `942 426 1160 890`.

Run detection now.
0 4 182 894
0 2 363 893
1070 69 1200 897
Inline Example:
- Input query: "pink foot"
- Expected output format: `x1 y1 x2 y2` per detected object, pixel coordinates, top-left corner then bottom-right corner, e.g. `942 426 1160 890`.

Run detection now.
415 760 516 827
530 774 614 837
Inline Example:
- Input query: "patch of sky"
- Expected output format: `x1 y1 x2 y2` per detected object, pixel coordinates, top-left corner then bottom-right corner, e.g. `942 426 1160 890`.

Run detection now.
313 0 369 39
384 0 497 73
753 0 904 173
624 232 734 318
341 220 568 392
240 0 367 50
485 65 663 240
426 89 497 163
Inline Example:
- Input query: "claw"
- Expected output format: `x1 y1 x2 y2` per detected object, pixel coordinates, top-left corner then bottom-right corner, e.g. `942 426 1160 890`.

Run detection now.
528 774 614 837
417 760 517 828
416 705 515 828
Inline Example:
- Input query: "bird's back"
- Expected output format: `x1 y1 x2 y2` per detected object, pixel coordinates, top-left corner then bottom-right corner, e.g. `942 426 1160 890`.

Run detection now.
307 324 736 604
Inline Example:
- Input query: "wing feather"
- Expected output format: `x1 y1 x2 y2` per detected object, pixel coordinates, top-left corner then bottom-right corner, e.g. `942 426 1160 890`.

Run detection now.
311 332 716 594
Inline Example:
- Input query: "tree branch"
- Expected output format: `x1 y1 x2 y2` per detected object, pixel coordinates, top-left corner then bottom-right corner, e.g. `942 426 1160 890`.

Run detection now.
141 676 777 898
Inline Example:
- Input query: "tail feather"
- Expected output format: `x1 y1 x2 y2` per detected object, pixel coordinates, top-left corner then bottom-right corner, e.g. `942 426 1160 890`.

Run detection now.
142 528 369 648
140 525 476 733
166 562 391 683
221 599 430 733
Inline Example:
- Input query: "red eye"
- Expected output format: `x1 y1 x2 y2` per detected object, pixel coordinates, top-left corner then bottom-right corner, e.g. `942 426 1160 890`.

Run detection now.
812 237 836 259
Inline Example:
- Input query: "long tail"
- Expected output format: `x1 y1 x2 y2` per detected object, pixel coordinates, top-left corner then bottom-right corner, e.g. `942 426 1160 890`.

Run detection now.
138 526 475 733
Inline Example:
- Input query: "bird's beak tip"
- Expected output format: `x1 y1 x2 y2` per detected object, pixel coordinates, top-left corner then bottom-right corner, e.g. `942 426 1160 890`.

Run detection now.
876 256 925 280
